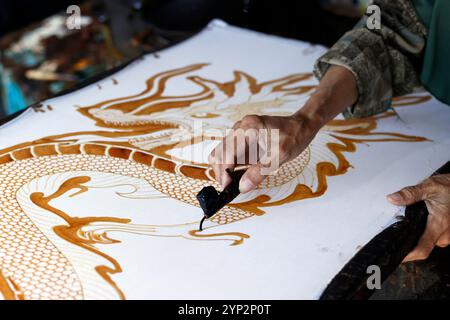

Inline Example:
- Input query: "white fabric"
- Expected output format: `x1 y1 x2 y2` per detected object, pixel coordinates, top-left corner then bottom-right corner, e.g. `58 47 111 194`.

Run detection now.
0 20 449 300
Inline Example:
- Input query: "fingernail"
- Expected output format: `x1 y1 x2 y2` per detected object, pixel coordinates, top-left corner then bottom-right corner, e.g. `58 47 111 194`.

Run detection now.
239 179 254 194
387 193 403 203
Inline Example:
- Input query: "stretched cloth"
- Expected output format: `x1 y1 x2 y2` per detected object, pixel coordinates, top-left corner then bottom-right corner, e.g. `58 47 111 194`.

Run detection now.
0 20 449 300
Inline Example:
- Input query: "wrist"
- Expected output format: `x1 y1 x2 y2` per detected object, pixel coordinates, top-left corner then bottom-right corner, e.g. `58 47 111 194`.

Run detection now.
293 89 332 131
292 65 358 131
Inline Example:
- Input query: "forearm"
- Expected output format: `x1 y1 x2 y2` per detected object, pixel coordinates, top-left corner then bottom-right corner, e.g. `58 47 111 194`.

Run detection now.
313 0 425 119
293 65 358 130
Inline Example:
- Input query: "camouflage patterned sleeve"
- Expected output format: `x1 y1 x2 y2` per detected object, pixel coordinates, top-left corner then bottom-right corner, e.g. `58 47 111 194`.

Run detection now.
314 0 427 118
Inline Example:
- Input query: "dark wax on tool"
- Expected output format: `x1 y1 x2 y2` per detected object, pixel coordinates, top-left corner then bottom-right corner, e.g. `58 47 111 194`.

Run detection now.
196 169 246 231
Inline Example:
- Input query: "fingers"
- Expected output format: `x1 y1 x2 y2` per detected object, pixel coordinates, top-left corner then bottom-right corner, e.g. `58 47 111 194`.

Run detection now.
239 141 281 193
239 165 266 194
215 164 235 190
209 143 235 190
209 145 222 185
402 214 445 262
208 116 266 190
387 183 430 206
209 128 251 189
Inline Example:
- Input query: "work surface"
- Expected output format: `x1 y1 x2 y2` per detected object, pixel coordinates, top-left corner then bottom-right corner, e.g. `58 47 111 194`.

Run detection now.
0 20 449 300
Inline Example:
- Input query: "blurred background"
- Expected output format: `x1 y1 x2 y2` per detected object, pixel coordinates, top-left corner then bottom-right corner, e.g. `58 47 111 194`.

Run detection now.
1 0 448 300
0 0 369 119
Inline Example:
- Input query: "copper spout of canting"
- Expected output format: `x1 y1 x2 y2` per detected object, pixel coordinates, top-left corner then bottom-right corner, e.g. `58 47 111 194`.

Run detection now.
199 216 207 231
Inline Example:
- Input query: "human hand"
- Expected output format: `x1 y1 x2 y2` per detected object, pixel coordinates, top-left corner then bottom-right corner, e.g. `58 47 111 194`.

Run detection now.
208 65 358 194
387 174 450 262
208 113 321 193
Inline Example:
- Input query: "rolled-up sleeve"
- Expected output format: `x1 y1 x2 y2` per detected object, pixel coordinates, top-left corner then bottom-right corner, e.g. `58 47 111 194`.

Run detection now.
314 0 427 118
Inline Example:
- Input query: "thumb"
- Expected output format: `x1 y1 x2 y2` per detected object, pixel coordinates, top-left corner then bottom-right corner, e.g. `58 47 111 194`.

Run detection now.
239 165 266 194
387 183 428 206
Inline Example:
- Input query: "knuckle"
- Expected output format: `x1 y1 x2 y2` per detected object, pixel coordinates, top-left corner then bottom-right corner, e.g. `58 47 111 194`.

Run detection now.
425 176 447 191
400 186 416 199
430 176 450 194
241 115 261 126
247 172 263 185
232 120 242 129
425 177 439 188
427 176 439 184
